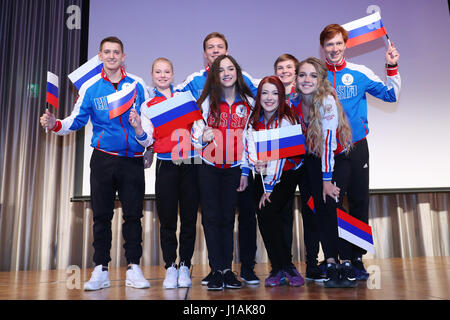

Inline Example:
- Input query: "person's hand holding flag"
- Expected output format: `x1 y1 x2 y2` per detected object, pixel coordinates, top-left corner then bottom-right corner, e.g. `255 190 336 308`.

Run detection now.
129 108 143 136
40 110 56 131
323 180 340 202
386 41 400 65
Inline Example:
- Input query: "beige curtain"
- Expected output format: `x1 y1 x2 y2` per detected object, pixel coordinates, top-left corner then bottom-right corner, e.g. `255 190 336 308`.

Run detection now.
16 191 446 271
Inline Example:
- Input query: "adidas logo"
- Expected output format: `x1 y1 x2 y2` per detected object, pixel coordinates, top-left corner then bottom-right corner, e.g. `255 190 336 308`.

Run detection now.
363 163 368 169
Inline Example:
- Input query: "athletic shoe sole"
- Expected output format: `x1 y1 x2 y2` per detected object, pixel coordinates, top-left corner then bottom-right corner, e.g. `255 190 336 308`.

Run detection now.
207 286 224 291
224 284 242 289
126 280 150 289
305 276 326 283
241 277 260 285
177 282 192 288
84 281 110 291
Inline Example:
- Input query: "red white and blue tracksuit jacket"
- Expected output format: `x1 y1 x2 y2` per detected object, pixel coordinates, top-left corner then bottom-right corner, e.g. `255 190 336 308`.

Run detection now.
174 64 260 100
325 57 401 143
51 67 152 157
289 94 345 182
191 94 253 174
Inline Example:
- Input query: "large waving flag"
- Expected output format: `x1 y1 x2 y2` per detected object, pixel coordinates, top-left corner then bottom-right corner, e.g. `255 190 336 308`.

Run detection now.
46 71 59 109
337 208 375 254
252 124 305 161
106 81 137 119
141 91 203 137
68 55 103 90
342 11 387 48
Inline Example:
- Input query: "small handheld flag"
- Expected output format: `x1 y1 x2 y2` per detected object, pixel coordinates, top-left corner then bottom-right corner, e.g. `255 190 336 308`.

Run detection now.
337 208 375 254
68 55 103 90
342 11 387 48
252 124 305 161
106 81 137 119
46 71 59 109
141 91 203 137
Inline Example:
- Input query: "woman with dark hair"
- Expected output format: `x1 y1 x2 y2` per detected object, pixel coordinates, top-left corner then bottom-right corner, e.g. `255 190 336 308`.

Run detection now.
245 76 305 287
191 54 253 291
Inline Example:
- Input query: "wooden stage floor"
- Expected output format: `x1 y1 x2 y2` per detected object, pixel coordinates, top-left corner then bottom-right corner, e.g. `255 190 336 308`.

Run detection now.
1 256 448 301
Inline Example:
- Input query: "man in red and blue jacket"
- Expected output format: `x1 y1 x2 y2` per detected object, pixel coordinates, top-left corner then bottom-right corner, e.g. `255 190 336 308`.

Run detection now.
320 24 401 279
40 37 151 291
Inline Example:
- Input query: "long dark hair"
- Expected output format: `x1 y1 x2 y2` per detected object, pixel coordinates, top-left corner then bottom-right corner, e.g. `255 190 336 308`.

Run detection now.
249 76 298 130
197 54 253 127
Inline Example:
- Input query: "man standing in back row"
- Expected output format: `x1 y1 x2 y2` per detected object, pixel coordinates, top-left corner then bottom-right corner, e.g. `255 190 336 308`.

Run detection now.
319 24 401 279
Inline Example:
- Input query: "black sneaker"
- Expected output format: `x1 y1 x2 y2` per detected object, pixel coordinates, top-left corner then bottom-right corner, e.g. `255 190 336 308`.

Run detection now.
201 271 212 286
207 271 224 290
339 261 357 288
324 263 340 288
240 267 260 285
352 257 370 281
318 260 328 278
223 270 242 289
305 263 325 283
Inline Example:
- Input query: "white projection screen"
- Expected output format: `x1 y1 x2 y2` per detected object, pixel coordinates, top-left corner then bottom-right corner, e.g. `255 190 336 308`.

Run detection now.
74 0 450 197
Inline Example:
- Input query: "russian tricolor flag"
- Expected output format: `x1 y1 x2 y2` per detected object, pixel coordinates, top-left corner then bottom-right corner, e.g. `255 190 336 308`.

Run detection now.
46 71 59 109
68 55 103 90
252 124 305 161
141 91 203 137
342 12 387 48
337 208 375 254
106 81 137 119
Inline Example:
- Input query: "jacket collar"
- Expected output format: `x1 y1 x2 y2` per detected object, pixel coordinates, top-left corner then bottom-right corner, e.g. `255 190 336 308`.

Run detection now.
101 66 127 83
325 57 347 72
152 84 174 97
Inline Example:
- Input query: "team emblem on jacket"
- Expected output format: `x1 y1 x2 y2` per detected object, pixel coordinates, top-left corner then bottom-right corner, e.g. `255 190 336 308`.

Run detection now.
342 73 354 86
236 105 247 118
122 82 131 89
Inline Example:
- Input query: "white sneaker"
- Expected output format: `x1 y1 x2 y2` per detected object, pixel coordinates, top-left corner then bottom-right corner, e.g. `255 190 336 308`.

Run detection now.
163 263 178 289
178 262 192 288
84 265 110 291
126 264 150 289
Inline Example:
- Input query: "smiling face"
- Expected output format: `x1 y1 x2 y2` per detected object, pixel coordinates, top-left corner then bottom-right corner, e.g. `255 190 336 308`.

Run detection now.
260 82 279 117
219 57 237 88
322 32 346 64
98 42 125 73
275 59 297 88
204 37 228 65
296 63 318 95
152 60 174 91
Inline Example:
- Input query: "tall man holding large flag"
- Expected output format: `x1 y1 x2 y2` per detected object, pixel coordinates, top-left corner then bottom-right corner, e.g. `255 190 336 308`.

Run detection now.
319 22 401 279
40 36 152 291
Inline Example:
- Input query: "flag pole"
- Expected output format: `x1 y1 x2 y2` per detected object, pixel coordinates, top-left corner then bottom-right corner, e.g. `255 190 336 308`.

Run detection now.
131 97 137 125
201 119 217 147
385 33 392 47
260 172 267 194
45 103 49 133
334 181 338 203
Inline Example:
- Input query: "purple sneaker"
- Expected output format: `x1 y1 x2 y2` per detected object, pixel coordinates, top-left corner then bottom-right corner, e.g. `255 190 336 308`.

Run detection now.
284 266 305 287
264 270 285 287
